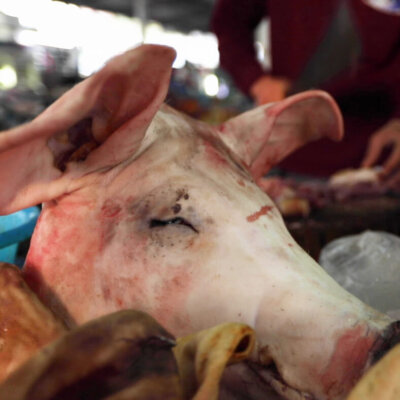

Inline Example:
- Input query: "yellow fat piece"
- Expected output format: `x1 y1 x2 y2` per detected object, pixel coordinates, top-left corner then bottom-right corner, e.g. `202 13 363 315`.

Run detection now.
174 322 255 400
348 343 400 400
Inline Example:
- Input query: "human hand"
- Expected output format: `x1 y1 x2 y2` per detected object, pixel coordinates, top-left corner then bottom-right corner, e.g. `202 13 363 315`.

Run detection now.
250 75 291 105
361 119 400 185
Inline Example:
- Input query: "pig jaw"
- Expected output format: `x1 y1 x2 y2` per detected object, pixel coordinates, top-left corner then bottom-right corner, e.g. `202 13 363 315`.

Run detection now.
248 325 379 400
245 321 399 400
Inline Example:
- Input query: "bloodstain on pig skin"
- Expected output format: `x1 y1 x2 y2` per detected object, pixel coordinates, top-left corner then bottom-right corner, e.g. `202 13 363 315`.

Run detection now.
101 200 122 218
246 205 274 222
318 325 376 397
116 297 123 307
99 200 124 248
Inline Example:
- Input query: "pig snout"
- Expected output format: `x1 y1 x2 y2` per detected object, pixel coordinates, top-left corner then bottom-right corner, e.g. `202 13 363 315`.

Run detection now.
326 320 400 399
244 273 398 400
244 320 400 400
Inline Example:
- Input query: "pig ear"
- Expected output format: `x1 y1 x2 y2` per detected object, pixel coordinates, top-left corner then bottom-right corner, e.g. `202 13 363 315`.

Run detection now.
218 90 344 180
0 44 175 214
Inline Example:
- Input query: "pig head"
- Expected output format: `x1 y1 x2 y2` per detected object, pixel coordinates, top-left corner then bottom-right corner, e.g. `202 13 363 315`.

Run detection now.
0 45 398 400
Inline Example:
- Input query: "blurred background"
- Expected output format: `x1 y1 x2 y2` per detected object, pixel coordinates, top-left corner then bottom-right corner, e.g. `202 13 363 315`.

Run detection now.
0 0 266 128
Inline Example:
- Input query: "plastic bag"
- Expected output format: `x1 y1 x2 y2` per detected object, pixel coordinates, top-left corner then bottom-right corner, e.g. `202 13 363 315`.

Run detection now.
319 230 400 318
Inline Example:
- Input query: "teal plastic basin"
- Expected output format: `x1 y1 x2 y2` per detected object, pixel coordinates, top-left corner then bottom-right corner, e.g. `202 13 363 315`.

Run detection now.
0 207 40 264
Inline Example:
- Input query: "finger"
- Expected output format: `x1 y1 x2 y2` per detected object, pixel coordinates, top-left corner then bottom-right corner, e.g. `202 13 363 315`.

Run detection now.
361 137 383 168
382 144 400 175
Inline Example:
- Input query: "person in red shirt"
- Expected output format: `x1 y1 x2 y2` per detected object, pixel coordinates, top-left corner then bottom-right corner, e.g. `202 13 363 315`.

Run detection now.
211 0 400 182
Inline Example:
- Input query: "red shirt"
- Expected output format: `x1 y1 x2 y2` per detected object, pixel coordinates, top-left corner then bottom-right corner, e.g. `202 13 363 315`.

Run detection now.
211 0 400 176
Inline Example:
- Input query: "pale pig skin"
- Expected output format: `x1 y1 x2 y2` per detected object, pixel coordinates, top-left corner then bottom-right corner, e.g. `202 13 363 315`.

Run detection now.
0 45 397 400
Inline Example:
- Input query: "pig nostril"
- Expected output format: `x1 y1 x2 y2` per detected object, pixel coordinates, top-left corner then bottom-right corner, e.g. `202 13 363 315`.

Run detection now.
371 320 400 364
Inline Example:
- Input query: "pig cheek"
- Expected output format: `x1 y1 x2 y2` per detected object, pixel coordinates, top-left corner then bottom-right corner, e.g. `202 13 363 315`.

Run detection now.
99 200 125 249
98 224 150 306
101 227 194 335
24 204 101 322
151 262 194 335
96 202 149 311
141 233 198 335
147 236 217 336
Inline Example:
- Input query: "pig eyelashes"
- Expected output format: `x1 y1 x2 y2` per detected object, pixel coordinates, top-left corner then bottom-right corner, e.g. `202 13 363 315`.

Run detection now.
149 217 199 233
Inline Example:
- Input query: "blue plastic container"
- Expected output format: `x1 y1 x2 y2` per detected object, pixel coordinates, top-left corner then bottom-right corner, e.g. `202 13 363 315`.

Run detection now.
0 207 40 264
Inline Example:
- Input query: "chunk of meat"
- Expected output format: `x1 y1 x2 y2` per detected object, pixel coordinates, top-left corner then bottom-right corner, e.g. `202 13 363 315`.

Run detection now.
174 322 255 400
0 310 179 400
329 167 381 187
0 263 66 383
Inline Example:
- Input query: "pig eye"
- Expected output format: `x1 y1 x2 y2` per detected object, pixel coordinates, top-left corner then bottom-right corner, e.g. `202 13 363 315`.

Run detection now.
150 217 198 233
